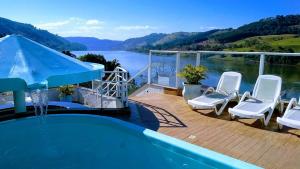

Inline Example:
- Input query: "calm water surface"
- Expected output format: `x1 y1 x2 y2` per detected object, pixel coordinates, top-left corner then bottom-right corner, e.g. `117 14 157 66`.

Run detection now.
73 51 300 99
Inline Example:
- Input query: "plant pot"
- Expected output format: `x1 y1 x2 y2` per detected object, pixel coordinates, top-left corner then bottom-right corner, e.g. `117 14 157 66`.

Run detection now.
182 83 202 101
60 95 72 102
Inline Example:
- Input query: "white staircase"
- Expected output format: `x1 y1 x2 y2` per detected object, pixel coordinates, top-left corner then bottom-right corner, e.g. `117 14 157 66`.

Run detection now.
80 67 129 109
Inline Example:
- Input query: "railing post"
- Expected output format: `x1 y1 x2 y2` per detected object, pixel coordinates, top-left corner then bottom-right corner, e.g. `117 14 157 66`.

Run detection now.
100 80 103 108
175 52 181 88
196 52 201 66
117 71 120 97
124 72 128 107
92 80 94 90
259 54 265 75
147 51 152 84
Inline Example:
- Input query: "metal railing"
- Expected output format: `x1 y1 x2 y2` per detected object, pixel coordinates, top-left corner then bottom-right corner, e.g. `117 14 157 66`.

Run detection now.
83 67 129 108
86 50 300 100
148 50 300 88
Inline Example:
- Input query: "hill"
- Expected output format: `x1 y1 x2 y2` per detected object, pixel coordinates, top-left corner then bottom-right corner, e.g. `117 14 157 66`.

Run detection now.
0 17 86 51
3 15 298 52
122 30 220 51
65 37 122 51
226 34 300 52
212 15 300 43
121 33 167 50
123 15 300 52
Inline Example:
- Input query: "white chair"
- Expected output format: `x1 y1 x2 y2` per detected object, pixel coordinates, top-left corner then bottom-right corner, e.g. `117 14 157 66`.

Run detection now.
229 75 282 126
277 97 300 129
188 72 242 115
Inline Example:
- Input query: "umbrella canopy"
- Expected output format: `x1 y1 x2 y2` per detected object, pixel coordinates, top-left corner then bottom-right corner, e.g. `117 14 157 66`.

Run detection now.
0 35 104 91
0 35 104 113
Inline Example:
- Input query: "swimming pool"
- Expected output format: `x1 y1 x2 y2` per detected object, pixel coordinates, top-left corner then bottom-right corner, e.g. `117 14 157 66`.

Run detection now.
0 115 262 169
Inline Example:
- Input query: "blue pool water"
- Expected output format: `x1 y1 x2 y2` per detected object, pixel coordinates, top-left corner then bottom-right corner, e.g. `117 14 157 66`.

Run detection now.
0 115 262 169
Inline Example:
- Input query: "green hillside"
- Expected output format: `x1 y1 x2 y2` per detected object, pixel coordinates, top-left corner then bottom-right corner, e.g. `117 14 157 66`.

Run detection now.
226 34 300 52
0 17 87 51
212 15 300 43
126 15 300 52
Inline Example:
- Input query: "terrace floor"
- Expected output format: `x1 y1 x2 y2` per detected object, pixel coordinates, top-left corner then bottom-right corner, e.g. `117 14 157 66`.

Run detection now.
129 86 300 169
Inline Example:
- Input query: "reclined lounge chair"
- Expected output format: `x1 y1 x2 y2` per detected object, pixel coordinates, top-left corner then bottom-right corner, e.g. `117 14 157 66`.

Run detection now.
277 97 300 129
188 72 242 115
229 75 282 126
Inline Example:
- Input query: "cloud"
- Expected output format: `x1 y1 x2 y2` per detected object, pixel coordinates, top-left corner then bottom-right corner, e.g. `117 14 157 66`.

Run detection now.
86 19 103 26
115 25 157 31
34 18 158 40
35 17 104 36
36 20 70 30
198 26 218 31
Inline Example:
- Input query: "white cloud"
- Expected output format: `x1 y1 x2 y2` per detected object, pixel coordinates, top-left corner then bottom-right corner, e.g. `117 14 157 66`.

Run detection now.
86 19 103 26
36 20 70 30
35 17 104 36
198 26 218 31
34 18 159 40
115 25 157 31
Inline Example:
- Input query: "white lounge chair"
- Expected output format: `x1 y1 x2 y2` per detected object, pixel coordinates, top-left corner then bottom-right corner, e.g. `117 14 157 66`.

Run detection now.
188 72 242 115
229 75 282 126
277 98 300 129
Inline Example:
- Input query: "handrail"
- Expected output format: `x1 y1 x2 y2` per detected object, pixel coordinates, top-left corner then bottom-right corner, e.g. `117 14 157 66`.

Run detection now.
114 66 128 72
81 50 300 106
150 50 300 56
148 49 300 88
82 66 129 108
103 71 128 73
128 65 149 83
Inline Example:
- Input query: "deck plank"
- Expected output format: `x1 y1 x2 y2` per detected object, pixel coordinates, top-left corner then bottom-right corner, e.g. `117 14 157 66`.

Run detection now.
129 93 300 169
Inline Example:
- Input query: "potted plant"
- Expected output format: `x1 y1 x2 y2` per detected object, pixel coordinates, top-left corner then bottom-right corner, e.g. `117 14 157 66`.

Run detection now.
58 85 75 102
177 64 207 101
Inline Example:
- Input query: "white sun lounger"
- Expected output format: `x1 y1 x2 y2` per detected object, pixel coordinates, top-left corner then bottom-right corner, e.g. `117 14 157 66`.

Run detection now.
277 98 300 129
229 75 282 126
188 72 242 115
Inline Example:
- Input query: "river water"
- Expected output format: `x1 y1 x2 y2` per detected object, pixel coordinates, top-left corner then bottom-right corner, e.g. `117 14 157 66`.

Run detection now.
73 51 300 100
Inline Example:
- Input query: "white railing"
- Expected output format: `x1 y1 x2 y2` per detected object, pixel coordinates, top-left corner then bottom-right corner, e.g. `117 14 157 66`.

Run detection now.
148 50 300 88
83 67 129 108
81 50 300 102
128 65 149 83
101 67 128 107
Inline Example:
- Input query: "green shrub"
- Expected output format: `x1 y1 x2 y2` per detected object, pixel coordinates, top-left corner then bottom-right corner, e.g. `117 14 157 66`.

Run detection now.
58 85 75 97
177 64 207 84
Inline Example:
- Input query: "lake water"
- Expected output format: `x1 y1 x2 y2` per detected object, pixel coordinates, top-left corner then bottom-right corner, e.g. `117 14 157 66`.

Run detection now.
73 51 300 100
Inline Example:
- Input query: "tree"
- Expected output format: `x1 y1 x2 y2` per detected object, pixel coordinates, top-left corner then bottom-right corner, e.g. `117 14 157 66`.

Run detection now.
79 53 106 64
62 51 76 58
78 53 122 79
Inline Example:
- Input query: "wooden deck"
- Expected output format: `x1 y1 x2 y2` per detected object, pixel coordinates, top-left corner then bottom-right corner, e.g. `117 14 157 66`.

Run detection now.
129 92 300 169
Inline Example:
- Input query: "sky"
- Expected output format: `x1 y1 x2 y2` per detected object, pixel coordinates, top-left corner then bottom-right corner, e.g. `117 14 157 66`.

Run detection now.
0 0 299 40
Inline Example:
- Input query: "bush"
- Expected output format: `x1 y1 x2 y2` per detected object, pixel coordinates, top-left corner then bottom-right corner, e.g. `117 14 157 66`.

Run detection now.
58 85 75 97
78 53 120 72
78 53 106 65
177 64 207 84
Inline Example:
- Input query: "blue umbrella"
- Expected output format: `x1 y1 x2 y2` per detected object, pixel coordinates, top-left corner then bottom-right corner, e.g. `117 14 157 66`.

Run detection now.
0 35 104 112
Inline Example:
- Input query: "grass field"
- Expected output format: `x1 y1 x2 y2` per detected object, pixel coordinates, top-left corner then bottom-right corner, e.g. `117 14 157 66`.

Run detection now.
227 34 300 52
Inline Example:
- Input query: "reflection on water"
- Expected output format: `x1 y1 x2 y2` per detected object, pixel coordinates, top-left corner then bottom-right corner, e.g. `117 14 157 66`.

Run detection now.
73 51 300 100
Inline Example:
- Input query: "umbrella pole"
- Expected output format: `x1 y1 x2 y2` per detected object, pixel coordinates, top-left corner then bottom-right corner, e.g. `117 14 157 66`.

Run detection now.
13 90 26 113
